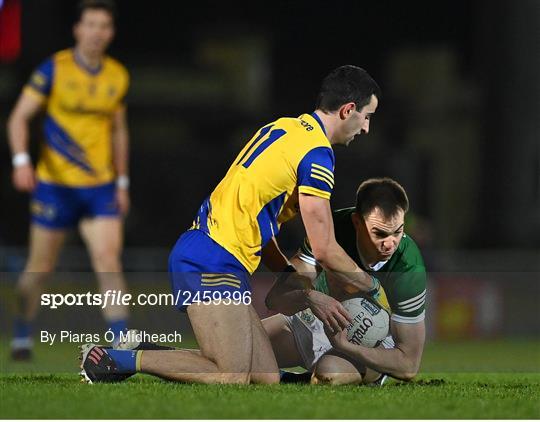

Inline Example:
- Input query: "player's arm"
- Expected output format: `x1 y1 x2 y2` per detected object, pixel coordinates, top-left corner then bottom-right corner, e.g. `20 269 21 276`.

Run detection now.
299 194 383 298
262 237 317 315
261 236 292 273
7 92 44 192
326 319 425 381
264 240 352 330
111 106 130 215
264 244 317 315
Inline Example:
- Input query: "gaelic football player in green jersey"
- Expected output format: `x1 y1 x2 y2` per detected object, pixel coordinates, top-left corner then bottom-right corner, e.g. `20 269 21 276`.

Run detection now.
265 177 426 385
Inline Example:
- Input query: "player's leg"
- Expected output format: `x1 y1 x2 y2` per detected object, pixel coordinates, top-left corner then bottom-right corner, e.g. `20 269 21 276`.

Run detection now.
81 229 279 384
92 302 257 384
79 216 129 342
12 182 84 359
311 350 364 385
248 307 281 384
11 224 66 358
78 182 129 342
261 314 305 368
142 230 276 384
141 302 257 384
311 349 381 385
81 304 280 384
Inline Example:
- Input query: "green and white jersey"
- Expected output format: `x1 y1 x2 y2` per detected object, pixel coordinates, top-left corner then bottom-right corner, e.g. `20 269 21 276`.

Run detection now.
298 207 427 324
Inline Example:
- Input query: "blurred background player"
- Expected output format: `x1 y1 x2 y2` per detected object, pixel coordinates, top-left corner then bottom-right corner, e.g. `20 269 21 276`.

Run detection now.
265 177 426 385
80 65 386 385
7 0 130 360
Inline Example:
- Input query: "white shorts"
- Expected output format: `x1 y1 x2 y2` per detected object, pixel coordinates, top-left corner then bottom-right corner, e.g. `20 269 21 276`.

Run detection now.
284 309 395 370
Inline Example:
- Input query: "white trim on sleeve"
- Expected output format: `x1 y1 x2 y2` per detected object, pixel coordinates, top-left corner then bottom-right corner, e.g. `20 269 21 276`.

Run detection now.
391 311 425 324
298 253 318 267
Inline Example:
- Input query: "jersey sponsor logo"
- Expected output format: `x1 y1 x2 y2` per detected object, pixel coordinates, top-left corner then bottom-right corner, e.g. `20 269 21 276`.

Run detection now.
300 119 314 131
58 102 112 117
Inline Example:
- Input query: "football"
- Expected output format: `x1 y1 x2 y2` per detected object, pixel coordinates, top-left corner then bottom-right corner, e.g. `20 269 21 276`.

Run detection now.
341 297 390 347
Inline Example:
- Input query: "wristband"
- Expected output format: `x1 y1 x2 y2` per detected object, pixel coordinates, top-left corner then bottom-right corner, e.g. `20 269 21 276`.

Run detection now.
116 175 130 189
368 274 380 295
12 152 31 168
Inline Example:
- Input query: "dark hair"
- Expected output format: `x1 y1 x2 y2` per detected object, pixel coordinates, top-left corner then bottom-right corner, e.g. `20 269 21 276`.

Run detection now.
356 177 409 219
316 65 381 112
77 0 116 21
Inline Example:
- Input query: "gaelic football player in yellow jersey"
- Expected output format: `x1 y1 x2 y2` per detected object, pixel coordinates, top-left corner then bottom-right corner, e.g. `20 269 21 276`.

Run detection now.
81 66 385 385
7 0 130 359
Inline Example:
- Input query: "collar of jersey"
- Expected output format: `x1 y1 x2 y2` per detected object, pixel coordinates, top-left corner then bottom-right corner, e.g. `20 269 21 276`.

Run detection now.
72 49 103 76
358 251 389 272
310 112 327 136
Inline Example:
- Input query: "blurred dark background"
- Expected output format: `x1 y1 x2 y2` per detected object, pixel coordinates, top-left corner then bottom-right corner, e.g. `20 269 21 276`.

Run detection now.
0 0 539 265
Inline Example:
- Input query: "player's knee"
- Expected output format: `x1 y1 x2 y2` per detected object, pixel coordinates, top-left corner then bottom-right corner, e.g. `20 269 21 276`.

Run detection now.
17 271 49 294
91 249 121 272
311 370 361 385
24 259 55 273
250 371 280 385
220 372 251 384
311 371 339 385
400 370 418 382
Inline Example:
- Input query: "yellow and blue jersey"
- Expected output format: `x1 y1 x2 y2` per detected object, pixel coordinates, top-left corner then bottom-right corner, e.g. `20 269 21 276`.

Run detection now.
192 112 335 274
23 49 129 186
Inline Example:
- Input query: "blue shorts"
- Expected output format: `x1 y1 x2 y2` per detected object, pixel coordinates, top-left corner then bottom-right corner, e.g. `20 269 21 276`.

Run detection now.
168 229 251 311
31 181 119 229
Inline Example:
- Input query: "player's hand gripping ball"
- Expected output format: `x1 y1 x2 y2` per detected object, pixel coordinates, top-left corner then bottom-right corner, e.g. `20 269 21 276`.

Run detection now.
341 297 390 347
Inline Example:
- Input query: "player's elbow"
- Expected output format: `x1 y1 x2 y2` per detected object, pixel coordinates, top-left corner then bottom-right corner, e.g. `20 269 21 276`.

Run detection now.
311 246 330 267
400 371 418 382
397 363 420 382
311 241 342 269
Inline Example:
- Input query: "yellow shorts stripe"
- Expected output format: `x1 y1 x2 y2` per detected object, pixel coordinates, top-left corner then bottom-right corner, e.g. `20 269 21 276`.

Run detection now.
201 277 241 285
201 281 241 288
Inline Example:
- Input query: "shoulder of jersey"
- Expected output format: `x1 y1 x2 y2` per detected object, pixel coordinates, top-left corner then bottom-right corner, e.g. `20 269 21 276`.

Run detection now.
52 49 73 64
103 55 129 78
398 234 425 265
401 233 419 251
274 115 329 146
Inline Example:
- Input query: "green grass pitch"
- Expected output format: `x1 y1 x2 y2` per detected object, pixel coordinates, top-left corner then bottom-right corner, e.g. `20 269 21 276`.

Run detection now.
1 339 539 419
